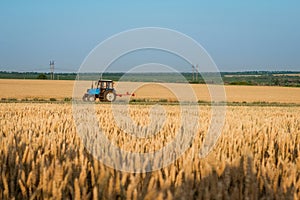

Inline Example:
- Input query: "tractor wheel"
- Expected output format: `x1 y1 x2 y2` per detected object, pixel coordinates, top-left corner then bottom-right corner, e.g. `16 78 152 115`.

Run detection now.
82 94 88 102
104 91 116 102
88 95 96 102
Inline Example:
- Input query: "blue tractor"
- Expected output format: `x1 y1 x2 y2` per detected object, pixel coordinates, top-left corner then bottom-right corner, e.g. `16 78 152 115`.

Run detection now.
82 79 116 102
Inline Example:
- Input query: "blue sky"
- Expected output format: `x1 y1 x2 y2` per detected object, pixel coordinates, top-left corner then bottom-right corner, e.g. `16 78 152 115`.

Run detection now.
0 0 299 72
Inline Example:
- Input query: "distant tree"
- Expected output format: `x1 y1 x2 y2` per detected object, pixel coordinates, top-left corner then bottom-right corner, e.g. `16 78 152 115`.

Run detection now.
37 73 47 79
274 79 279 86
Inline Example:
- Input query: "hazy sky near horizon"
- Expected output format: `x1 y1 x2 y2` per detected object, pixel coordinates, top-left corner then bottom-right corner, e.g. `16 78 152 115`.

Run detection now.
0 0 299 72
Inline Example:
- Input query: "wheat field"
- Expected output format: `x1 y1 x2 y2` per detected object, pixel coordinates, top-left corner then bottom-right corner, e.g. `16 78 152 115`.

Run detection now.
1 79 300 103
0 103 299 199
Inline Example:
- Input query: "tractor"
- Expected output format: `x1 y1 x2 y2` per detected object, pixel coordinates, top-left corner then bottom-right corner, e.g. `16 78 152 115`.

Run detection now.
82 79 116 102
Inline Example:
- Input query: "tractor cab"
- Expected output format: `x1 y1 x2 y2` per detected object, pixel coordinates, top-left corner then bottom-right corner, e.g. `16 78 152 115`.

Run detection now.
83 80 116 102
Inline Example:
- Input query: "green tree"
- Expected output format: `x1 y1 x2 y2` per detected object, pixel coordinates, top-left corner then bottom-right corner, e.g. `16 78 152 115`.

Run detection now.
37 73 47 79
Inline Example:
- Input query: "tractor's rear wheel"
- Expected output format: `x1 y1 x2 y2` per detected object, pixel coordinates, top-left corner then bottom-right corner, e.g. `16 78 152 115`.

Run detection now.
104 91 116 102
88 95 96 102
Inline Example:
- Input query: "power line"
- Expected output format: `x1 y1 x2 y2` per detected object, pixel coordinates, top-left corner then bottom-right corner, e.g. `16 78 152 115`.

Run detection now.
50 60 55 80
192 65 195 81
192 64 199 82
196 64 199 82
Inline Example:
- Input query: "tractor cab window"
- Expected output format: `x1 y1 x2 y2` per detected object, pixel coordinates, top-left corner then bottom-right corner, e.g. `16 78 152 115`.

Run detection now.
107 82 112 89
100 82 106 89
98 81 113 89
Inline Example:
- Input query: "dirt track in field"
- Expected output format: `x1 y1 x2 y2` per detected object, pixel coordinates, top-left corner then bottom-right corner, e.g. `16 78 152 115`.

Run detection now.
1 79 300 103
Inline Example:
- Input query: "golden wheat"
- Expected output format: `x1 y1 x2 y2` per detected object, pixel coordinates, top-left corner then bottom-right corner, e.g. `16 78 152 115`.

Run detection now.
1 79 300 103
0 103 299 199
